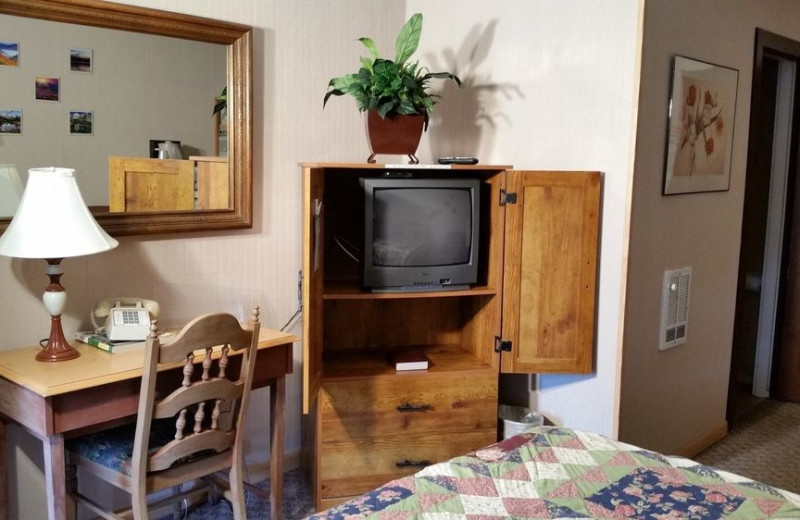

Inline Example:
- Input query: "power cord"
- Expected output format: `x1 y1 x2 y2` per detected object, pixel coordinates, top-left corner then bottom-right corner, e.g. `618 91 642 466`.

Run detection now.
334 234 361 263
280 309 302 332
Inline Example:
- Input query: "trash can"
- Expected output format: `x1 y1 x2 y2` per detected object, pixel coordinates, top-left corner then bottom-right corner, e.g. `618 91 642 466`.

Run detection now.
499 404 544 439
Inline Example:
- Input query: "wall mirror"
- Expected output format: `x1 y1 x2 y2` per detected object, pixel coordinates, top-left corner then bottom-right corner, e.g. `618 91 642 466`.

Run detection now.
0 0 252 236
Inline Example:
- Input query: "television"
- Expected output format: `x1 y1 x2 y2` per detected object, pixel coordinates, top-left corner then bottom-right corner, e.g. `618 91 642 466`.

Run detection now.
361 176 481 292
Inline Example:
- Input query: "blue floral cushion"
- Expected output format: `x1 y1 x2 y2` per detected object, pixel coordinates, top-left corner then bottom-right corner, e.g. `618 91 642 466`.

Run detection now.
66 418 177 476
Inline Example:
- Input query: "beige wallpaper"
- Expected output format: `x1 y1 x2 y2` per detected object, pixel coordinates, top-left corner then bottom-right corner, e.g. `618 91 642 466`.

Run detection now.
620 0 800 454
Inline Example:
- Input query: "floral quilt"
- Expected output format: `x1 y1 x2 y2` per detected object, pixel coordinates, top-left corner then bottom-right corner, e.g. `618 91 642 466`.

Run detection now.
306 426 800 519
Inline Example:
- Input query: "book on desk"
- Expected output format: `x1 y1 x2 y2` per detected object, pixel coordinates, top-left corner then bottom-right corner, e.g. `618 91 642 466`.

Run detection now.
74 331 146 353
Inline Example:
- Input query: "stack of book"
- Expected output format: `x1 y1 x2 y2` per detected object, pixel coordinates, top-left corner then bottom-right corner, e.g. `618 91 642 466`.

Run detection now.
74 331 145 353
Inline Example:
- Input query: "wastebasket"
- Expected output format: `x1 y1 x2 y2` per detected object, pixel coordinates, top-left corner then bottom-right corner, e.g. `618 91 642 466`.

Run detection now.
499 404 544 439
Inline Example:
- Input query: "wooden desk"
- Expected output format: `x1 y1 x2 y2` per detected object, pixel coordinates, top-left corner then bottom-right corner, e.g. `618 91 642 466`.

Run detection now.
0 328 296 520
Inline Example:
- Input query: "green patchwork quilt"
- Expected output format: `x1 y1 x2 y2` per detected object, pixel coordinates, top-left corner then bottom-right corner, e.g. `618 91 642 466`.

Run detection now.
307 426 800 519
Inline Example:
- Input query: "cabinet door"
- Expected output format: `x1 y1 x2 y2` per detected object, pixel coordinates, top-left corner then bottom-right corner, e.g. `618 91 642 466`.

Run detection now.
302 167 325 413
500 170 600 373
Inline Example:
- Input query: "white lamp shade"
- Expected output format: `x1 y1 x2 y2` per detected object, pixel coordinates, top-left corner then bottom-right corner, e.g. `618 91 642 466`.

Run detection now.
0 164 24 217
0 167 119 258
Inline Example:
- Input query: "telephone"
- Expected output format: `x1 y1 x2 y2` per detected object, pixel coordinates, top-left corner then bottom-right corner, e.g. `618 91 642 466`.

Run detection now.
91 298 160 341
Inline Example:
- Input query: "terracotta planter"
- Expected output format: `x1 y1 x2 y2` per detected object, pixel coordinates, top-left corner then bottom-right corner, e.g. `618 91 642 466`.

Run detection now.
365 110 425 164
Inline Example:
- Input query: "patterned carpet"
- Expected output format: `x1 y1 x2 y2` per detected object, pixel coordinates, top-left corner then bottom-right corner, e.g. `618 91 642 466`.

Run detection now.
179 468 314 519
184 400 800 519
694 399 800 494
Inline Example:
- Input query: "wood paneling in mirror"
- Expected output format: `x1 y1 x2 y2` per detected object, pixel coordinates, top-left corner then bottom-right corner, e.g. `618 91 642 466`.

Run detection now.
0 0 252 236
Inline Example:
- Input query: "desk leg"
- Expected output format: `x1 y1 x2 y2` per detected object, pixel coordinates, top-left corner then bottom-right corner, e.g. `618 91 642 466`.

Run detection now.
43 434 67 520
269 376 285 520
0 420 7 520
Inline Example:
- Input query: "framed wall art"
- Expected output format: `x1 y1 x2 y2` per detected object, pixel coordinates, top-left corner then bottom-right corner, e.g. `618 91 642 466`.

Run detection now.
0 109 21 134
663 55 739 195
35 76 60 101
0 40 19 67
70 48 92 73
69 111 93 134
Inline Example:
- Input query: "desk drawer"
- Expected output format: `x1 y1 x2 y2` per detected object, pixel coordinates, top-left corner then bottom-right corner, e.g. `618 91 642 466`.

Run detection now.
320 370 497 439
320 428 495 499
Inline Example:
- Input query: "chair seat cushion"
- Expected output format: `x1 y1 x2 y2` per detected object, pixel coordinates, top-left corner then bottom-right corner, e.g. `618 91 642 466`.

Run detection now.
66 418 177 477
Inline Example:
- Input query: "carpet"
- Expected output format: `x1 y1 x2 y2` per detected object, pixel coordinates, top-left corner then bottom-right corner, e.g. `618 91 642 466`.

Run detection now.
694 399 800 494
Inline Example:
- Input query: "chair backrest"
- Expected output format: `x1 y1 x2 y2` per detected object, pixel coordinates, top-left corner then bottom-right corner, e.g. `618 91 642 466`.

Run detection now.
131 307 261 481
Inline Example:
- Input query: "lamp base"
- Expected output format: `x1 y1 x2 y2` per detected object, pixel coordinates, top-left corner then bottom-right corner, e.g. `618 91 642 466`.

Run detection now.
36 314 80 362
36 260 80 362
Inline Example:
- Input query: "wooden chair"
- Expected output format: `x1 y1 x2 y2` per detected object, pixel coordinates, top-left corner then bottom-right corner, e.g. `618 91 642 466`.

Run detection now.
66 307 261 519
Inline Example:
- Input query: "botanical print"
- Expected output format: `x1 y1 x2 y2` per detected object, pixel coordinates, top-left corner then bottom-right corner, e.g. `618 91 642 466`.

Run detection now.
69 111 93 134
70 48 92 73
0 40 19 67
0 109 21 134
664 56 738 195
673 76 727 177
35 76 60 101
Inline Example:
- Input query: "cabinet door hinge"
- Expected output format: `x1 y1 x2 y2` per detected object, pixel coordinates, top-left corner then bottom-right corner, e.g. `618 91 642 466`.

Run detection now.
494 336 512 353
499 189 517 206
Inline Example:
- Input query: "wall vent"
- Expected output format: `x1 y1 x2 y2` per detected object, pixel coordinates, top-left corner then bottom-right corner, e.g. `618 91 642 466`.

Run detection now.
659 267 691 350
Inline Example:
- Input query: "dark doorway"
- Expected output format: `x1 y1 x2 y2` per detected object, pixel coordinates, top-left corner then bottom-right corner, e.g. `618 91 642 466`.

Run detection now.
729 29 800 427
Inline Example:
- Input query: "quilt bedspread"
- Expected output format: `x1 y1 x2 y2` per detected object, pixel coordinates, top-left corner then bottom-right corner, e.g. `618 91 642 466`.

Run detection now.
307 426 800 519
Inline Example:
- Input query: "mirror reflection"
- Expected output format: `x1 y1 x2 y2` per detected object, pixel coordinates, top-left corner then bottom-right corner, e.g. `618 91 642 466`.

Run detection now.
0 14 228 217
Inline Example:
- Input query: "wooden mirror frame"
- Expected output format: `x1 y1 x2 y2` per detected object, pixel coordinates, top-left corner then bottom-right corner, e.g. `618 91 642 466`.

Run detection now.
0 0 252 236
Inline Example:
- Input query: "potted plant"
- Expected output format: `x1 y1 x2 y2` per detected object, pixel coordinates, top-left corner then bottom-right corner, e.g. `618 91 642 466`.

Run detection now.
323 13 462 163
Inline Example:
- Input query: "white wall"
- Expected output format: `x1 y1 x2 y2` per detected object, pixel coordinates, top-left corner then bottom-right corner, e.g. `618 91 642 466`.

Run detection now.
620 0 800 454
1 1 641 518
0 15 225 208
407 0 641 435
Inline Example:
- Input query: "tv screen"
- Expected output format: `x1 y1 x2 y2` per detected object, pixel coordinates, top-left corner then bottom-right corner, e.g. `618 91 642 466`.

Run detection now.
361 177 480 292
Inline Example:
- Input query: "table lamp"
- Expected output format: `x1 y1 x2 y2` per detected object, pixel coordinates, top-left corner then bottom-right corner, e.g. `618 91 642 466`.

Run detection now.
0 167 119 362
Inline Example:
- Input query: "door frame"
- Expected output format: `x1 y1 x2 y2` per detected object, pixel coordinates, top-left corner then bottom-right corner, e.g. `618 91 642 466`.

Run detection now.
728 29 800 424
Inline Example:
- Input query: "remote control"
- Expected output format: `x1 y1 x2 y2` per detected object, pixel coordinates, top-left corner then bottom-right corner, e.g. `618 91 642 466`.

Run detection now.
438 156 479 165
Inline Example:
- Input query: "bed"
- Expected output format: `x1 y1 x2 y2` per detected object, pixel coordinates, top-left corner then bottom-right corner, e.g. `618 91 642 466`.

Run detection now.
306 426 800 519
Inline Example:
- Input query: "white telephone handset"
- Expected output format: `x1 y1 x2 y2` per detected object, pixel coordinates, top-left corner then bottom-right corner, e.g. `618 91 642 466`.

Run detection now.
91 298 160 341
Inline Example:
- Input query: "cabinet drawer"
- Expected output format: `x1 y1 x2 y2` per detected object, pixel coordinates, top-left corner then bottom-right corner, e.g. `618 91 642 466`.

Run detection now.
320 370 497 439
320 428 496 499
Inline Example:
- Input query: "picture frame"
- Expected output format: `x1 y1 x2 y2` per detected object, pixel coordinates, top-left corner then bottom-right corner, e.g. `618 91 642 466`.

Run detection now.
0 109 21 134
35 76 60 101
69 111 93 135
70 48 92 73
663 55 739 195
0 40 19 67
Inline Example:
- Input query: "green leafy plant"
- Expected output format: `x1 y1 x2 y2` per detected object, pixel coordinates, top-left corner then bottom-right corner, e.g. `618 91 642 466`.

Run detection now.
323 13 462 129
212 86 227 117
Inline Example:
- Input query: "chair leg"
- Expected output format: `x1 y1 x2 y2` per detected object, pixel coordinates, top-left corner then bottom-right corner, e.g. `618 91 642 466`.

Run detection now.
131 487 149 520
227 469 247 520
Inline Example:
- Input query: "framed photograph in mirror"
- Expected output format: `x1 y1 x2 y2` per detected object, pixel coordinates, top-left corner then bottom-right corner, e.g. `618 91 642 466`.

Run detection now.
0 109 21 134
69 111 93 135
35 76 60 101
0 40 19 67
70 48 92 73
663 55 739 195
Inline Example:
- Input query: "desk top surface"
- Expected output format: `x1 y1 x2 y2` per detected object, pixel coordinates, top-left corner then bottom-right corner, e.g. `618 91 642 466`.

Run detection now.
0 327 297 398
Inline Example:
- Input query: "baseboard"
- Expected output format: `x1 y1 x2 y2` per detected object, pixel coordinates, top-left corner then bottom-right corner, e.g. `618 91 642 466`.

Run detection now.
674 421 728 458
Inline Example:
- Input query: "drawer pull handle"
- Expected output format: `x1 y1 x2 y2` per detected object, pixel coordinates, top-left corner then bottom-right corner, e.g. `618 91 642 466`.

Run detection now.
396 459 431 468
397 403 432 413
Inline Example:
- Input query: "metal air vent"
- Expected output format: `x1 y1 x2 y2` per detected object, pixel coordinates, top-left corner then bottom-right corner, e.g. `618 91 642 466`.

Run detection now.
659 267 691 350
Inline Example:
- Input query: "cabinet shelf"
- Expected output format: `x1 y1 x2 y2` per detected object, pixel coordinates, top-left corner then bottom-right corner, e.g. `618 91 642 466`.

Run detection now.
322 344 493 380
323 282 497 300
